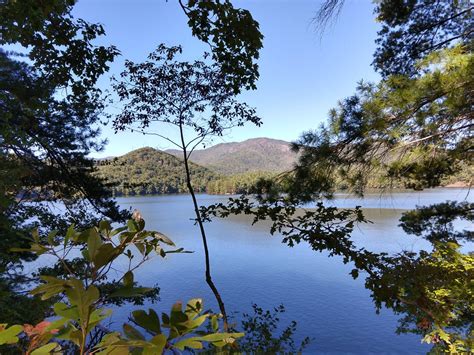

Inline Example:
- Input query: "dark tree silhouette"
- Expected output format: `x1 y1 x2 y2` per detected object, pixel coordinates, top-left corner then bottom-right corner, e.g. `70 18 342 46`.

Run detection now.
112 45 261 329
0 1 127 325
178 0 264 94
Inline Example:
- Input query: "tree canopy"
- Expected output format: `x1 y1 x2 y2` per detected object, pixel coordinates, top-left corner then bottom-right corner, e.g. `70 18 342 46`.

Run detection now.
0 0 265 327
0 0 128 326
179 0 263 93
373 0 473 77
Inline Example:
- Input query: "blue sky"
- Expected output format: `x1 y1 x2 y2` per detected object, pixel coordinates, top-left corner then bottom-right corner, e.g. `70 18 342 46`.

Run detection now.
72 0 381 158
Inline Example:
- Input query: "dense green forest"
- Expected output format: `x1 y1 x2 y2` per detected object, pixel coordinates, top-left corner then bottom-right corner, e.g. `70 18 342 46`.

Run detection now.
206 171 276 194
96 145 472 196
95 147 217 195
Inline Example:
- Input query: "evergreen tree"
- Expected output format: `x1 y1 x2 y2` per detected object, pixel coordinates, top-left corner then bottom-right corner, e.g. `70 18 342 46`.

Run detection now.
281 1 474 350
0 0 264 326
0 0 125 324
203 1 473 351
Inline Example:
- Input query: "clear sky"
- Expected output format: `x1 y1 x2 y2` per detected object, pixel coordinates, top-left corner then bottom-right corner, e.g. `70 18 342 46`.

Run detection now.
72 0 381 158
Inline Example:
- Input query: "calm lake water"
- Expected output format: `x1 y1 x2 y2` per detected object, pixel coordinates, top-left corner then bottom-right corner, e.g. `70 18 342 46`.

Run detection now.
108 188 471 354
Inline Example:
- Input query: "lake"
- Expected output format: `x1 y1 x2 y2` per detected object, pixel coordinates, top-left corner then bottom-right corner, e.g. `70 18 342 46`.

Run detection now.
108 188 471 354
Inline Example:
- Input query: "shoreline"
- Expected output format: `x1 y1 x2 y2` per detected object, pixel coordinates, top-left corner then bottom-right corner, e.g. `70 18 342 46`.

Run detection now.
112 185 471 198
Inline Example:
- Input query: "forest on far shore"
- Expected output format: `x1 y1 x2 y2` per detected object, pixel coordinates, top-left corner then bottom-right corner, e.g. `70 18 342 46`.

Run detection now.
95 146 473 196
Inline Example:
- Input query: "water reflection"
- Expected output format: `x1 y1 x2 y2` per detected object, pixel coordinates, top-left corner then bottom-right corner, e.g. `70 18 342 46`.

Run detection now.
108 188 471 353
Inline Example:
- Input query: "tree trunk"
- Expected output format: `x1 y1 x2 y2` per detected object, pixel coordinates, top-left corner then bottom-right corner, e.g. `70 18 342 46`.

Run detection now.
178 123 229 330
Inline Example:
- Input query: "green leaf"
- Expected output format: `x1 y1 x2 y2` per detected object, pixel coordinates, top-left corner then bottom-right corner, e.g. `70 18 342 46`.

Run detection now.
77 228 95 243
184 314 209 330
170 302 188 325
123 324 145 341
11 243 49 255
150 334 166 349
64 224 76 246
154 232 175 246
110 226 128 237
54 302 80 320
198 332 244 342
32 229 40 242
47 230 58 246
64 280 99 323
127 220 138 232
95 332 125 353
174 337 203 350
99 220 111 232
31 342 60 354
98 345 131 355
161 313 170 326
134 242 145 256
131 309 161 335
55 322 82 345
0 324 23 345
31 276 68 300
186 298 202 317
211 315 218 332
123 271 134 287
94 243 117 269
137 218 145 231
87 228 103 260
87 309 112 332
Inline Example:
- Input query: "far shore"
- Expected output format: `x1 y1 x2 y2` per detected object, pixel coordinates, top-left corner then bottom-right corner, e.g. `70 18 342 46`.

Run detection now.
112 184 471 198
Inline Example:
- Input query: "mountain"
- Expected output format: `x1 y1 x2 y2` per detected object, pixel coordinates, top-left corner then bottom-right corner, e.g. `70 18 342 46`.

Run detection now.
94 141 471 197
95 147 216 196
167 138 297 175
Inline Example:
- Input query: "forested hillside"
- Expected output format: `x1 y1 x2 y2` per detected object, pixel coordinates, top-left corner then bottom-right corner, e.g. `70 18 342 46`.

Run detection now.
95 147 217 195
167 137 297 175
97 143 472 196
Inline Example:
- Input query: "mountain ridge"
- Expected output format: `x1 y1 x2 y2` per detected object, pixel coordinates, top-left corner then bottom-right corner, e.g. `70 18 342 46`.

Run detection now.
166 137 297 175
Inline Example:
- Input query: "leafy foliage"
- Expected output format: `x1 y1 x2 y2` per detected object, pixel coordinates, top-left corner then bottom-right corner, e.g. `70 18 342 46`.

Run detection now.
291 46 473 197
365 202 474 353
238 304 310 353
0 0 119 95
112 44 261 137
97 299 243 353
179 0 263 93
399 201 473 243
0 0 125 327
306 0 473 194
112 44 262 329
4 217 243 354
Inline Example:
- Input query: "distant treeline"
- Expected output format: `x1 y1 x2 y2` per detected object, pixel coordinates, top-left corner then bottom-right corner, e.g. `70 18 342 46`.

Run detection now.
95 147 472 196
206 171 276 194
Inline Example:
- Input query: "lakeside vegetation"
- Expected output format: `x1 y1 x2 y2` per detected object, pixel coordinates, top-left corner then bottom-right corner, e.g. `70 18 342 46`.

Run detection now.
95 145 472 196
1 0 472 353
